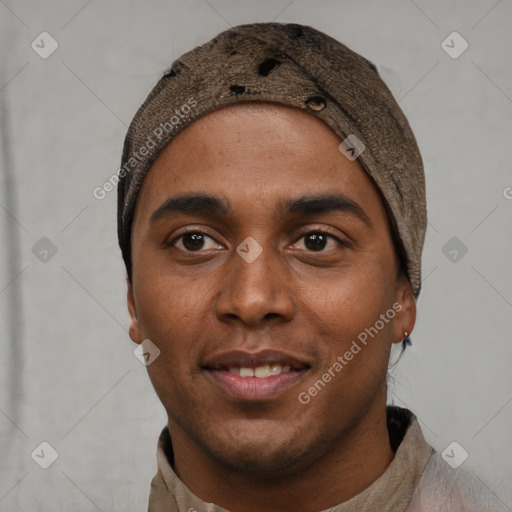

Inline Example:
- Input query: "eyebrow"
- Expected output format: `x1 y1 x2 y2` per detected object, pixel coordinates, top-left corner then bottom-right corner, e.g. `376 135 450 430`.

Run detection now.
149 193 230 225
149 192 371 227
277 194 371 226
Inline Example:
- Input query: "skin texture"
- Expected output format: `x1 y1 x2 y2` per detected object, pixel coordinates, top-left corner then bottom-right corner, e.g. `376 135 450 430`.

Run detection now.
127 102 416 512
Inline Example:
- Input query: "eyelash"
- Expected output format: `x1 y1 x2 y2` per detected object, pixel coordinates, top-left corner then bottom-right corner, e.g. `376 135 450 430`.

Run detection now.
291 230 346 251
167 229 347 252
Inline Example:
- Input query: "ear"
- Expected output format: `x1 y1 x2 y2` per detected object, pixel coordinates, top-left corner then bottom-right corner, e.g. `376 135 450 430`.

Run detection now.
127 279 142 345
391 277 416 344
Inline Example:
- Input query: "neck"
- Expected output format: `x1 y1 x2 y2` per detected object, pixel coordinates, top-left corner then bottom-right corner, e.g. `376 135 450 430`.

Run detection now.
169 400 394 512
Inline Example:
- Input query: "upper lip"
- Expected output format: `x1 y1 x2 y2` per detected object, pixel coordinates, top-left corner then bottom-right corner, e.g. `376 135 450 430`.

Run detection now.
202 349 311 371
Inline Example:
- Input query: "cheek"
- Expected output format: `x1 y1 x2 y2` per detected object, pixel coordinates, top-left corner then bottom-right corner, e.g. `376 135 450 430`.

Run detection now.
134 273 213 413
133 270 211 371
300 276 394 419
302 259 396 379
308 261 395 331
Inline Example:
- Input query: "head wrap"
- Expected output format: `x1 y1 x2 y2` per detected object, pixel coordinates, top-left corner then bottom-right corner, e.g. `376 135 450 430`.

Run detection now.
117 22 427 295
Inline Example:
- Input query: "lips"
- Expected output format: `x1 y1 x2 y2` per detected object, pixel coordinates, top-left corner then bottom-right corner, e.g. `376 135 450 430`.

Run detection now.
202 349 311 401
204 349 309 371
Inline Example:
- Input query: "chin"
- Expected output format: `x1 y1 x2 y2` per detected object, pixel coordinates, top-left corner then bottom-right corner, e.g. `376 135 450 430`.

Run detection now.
211 443 306 475
197 424 320 476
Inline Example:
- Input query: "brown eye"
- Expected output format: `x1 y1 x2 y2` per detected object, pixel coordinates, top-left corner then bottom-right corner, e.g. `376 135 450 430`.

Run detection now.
291 231 343 252
171 231 222 252
182 232 206 251
304 233 328 251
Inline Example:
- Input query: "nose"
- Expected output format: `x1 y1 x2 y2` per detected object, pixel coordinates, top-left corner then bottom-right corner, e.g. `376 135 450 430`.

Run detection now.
214 244 295 328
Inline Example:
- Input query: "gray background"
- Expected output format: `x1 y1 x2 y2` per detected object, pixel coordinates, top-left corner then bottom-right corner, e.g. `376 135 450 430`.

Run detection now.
1 0 511 510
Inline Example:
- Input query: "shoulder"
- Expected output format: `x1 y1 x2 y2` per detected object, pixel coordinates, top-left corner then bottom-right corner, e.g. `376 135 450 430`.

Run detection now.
407 451 509 512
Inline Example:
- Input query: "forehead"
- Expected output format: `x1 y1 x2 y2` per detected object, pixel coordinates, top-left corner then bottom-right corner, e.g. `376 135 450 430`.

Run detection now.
133 102 386 222
158 102 342 171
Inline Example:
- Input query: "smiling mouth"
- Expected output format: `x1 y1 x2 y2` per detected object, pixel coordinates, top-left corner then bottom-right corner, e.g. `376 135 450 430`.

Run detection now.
227 364 291 377
202 350 311 401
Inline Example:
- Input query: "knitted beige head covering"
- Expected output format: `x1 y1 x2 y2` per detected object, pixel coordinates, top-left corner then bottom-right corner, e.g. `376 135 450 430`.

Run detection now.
117 22 427 296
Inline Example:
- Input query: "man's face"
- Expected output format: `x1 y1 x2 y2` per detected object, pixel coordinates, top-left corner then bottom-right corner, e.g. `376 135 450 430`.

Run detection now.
128 103 414 475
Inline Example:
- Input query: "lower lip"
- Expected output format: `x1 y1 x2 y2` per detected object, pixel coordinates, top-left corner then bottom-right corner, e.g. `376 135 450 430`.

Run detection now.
205 369 308 401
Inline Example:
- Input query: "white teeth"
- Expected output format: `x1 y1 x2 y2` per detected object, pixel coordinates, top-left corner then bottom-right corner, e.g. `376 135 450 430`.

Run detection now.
239 367 255 377
254 365 271 378
270 364 282 376
228 364 293 378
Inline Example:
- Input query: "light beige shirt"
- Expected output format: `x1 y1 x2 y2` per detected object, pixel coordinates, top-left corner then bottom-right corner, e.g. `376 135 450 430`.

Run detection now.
147 407 508 512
